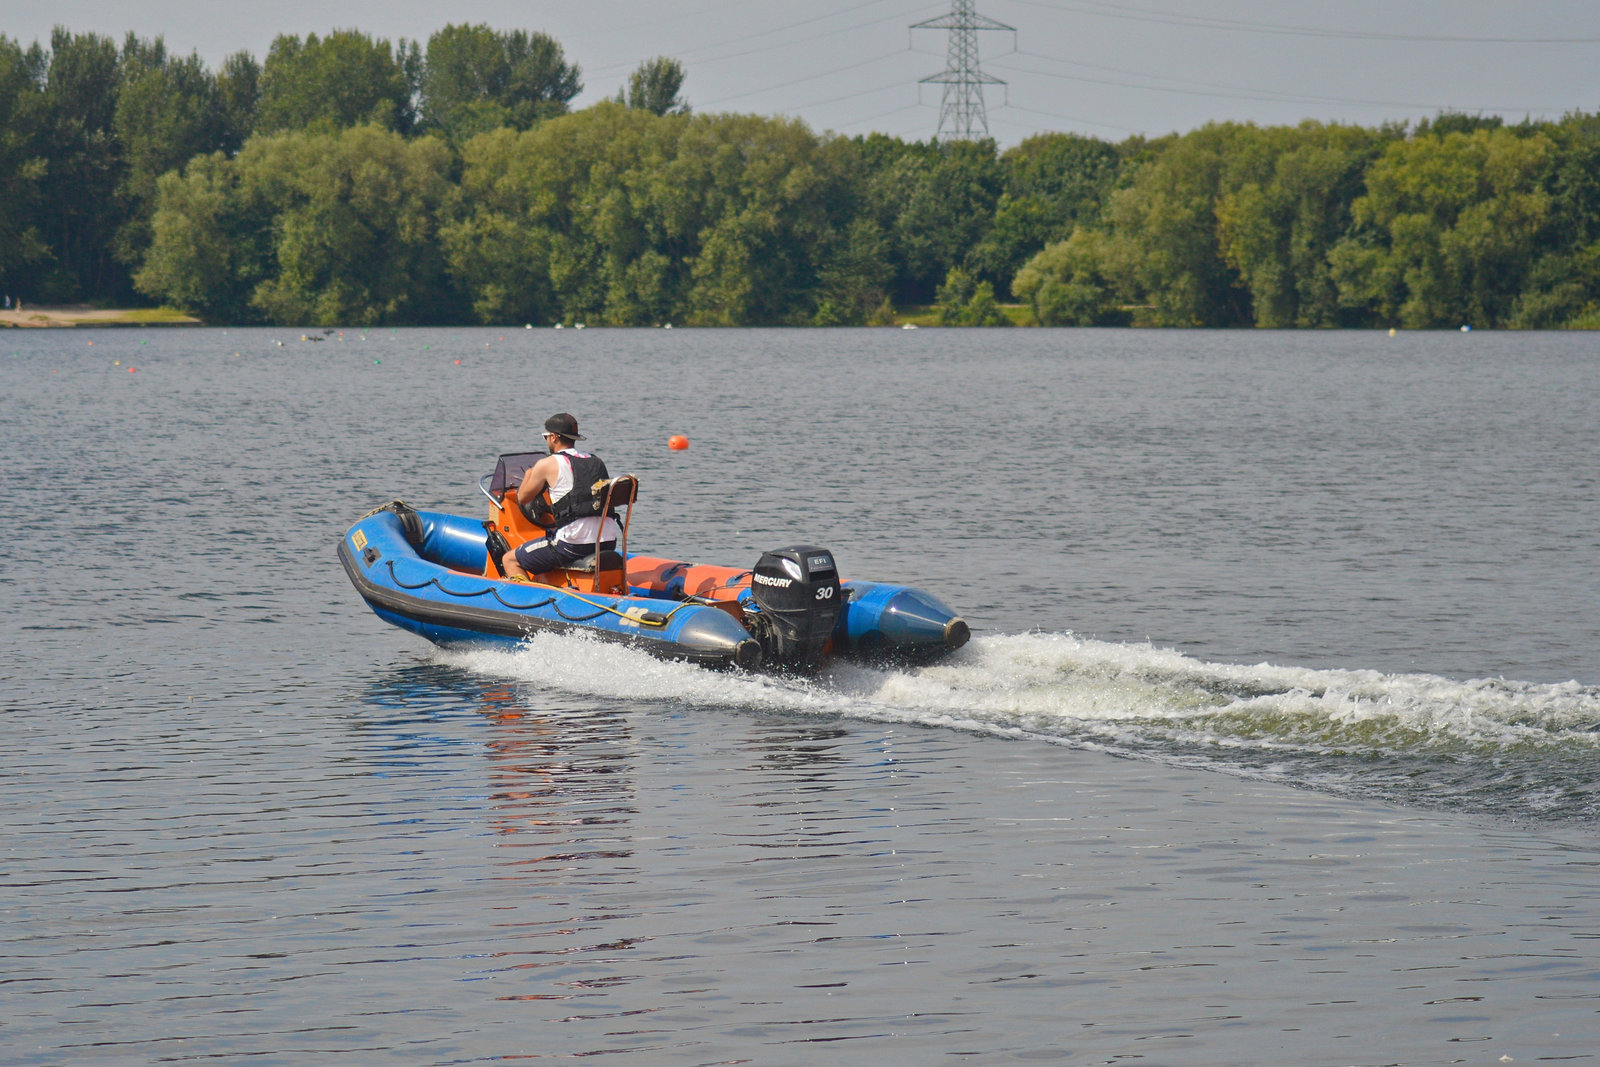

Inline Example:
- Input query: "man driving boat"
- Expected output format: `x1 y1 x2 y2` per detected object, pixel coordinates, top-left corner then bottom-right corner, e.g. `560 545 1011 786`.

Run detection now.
500 413 623 580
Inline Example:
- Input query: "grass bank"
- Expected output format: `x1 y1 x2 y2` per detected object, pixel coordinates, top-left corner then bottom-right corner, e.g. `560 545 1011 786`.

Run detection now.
891 304 1036 327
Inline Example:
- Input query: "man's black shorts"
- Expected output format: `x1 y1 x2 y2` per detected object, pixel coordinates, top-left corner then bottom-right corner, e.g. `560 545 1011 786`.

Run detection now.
514 537 617 575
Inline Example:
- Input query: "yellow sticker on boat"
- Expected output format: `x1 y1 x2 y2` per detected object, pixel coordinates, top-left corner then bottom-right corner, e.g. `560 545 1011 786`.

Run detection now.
352 529 368 550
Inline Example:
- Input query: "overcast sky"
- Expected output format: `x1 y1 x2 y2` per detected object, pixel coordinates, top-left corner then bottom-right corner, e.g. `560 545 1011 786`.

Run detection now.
5 0 1599 145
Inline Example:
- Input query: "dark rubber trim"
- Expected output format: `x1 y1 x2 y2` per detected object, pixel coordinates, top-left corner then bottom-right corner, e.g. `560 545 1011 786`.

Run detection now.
338 539 737 665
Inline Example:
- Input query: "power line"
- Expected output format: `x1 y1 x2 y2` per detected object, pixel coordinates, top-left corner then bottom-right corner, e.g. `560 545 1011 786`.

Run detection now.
1006 0 1600 45
992 101 1136 134
793 76 919 112
832 101 929 131
991 50 1566 115
912 0 1016 140
585 0 925 77
681 3 935 70
699 48 913 108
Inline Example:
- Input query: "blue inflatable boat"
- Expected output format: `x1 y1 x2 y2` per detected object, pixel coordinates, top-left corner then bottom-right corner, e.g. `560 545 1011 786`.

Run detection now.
339 493 969 672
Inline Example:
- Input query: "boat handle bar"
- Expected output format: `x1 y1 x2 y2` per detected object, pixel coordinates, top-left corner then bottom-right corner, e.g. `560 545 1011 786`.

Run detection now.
479 473 504 510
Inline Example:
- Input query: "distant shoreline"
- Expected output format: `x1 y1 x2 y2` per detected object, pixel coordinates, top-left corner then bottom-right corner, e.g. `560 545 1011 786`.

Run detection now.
0 306 200 328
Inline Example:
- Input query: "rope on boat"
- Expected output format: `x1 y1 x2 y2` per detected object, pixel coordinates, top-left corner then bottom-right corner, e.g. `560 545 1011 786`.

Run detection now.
382 560 686 627
358 499 410 521
362 500 707 632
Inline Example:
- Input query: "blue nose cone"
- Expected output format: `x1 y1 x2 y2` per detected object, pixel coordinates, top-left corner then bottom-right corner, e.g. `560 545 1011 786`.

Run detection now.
835 581 969 663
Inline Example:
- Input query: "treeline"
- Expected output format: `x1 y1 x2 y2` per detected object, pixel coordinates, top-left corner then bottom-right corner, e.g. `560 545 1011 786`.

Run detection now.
0 25 659 310
5 26 1600 328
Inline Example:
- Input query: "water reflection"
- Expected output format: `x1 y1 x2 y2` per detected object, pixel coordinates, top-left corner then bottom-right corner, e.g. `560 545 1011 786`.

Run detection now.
736 722 853 776
358 665 639 868
476 685 637 868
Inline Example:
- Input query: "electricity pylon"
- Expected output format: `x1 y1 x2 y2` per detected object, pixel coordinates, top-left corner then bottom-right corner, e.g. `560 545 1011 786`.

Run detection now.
911 0 1015 141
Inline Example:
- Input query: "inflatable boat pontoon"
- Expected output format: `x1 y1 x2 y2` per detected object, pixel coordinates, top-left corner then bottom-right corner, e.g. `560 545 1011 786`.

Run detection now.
339 454 969 672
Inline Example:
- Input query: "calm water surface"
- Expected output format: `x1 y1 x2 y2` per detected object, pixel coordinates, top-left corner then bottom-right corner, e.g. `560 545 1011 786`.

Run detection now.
4 327 1600 1064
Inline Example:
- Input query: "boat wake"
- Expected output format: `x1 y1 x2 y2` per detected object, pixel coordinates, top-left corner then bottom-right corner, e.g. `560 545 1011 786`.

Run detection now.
437 631 1600 822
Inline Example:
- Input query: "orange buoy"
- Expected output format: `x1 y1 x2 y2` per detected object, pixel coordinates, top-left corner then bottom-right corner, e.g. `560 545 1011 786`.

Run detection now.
668 434 689 451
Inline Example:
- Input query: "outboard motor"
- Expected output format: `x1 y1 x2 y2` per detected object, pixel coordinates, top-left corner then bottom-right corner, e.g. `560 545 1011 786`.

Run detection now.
745 545 842 672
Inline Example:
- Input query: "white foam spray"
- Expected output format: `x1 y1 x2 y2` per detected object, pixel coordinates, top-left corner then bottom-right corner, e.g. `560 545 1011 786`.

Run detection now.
436 631 1600 758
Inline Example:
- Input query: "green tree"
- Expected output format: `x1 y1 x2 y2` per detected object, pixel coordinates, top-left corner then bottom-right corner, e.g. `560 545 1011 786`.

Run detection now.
446 103 856 326
969 132 1123 296
813 217 892 325
1213 121 1392 327
0 35 50 298
1329 127 1554 328
1101 123 1254 326
420 24 581 142
674 113 852 325
38 28 124 301
1509 242 1600 328
441 125 565 325
113 35 226 269
620 57 687 116
134 152 267 320
256 31 415 134
138 125 460 325
1012 227 1127 326
1414 111 1505 139
444 104 679 326
215 50 260 152
1511 114 1600 327
249 127 457 323
934 266 1008 326
968 194 1060 300
871 138 1003 303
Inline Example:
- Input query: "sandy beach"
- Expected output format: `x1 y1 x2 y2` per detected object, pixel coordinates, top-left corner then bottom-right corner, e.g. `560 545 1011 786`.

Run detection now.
0 305 199 328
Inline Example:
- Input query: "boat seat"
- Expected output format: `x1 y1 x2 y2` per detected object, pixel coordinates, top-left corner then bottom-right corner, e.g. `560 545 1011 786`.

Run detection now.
558 549 626 574
602 475 639 509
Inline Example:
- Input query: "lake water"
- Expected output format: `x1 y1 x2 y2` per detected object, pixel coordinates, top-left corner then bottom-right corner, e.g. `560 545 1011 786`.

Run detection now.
5 326 1600 1064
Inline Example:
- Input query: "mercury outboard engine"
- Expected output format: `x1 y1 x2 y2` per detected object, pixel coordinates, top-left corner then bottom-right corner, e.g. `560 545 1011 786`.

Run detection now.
745 545 842 672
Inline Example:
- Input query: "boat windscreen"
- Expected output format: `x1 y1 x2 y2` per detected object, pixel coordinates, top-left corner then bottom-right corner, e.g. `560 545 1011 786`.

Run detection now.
490 452 545 496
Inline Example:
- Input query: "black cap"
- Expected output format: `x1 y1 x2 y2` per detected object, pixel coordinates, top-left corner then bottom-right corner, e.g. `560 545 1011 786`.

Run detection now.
544 412 584 440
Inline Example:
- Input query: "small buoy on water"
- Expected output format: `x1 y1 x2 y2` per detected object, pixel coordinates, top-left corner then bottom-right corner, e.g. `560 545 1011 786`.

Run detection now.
668 434 689 451
1388 327 1396 337
374 359 381 364
525 323 532 329
114 360 120 365
454 359 461 365
128 366 136 373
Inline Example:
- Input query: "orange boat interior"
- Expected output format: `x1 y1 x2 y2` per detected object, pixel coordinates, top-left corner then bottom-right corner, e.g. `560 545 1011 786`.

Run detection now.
478 455 759 622
481 475 638 595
